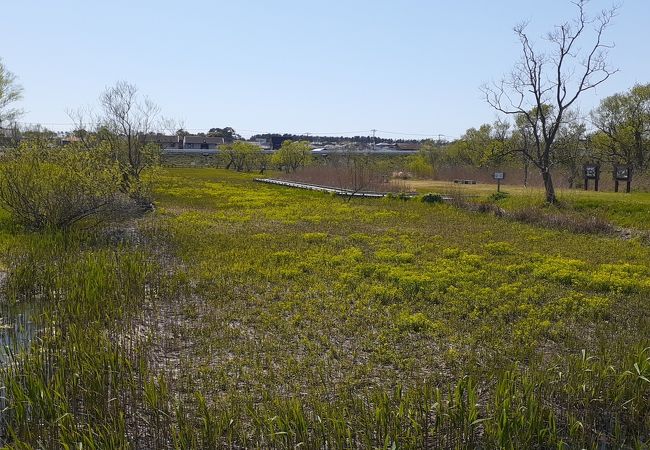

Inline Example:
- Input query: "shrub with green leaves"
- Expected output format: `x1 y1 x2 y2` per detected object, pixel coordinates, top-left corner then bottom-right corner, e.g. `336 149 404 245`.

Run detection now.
0 140 144 230
421 192 444 203
488 191 510 201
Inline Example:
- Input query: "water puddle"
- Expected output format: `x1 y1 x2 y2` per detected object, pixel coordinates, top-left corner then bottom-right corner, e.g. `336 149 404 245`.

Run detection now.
0 272 39 364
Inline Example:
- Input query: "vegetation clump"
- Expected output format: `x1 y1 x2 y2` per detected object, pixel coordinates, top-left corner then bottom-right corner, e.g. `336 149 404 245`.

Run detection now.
421 192 444 203
488 191 509 202
0 168 648 448
0 141 149 230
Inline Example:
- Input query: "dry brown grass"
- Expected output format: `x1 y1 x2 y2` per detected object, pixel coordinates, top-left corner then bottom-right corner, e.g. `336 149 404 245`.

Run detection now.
277 166 411 193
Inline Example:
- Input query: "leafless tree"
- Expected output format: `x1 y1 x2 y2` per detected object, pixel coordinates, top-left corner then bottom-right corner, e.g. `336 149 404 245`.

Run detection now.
0 58 23 129
482 0 619 203
331 146 380 201
160 116 185 136
99 81 161 195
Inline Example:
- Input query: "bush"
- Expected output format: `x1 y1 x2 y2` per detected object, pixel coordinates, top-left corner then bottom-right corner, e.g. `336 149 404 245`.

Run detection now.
385 192 412 201
488 191 510 201
510 207 614 234
421 193 444 203
0 141 148 231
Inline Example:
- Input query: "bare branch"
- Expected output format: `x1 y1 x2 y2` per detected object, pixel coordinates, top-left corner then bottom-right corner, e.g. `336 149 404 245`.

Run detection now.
482 0 618 202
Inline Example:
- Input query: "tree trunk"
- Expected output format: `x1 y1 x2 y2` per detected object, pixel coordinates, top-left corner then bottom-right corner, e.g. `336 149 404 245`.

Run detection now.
568 168 577 189
635 131 645 170
542 170 556 203
523 159 529 188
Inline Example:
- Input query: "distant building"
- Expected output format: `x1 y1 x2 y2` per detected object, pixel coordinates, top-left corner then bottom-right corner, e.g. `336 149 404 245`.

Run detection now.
182 136 224 150
155 135 226 152
396 143 421 151
147 134 180 149
59 134 82 146
243 139 272 152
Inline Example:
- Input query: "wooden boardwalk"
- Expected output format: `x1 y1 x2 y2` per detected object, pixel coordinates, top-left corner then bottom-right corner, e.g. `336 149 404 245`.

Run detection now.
254 178 397 198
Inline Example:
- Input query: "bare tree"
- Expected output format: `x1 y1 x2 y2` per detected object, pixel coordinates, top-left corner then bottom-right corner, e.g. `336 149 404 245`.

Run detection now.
482 0 618 203
99 81 161 196
0 58 23 129
330 146 380 201
160 116 185 137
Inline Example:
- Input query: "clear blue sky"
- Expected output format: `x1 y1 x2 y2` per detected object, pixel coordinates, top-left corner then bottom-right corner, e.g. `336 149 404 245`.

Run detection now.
2 0 648 139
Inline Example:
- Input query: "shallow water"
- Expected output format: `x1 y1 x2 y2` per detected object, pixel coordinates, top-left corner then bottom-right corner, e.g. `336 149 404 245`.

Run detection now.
0 273 39 364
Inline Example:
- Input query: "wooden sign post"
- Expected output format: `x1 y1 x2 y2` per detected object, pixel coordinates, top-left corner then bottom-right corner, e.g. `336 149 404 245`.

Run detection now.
613 166 632 193
493 172 505 192
583 163 600 191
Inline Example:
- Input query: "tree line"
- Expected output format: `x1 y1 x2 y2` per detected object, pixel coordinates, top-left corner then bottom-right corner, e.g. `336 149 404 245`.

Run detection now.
0 0 645 218
250 133 420 145
427 79 650 189
217 140 312 173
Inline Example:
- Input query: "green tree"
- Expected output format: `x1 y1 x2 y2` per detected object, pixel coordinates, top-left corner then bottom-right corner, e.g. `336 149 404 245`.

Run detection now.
446 121 514 167
512 113 536 187
554 115 589 188
417 140 443 171
207 127 241 142
222 141 265 172
272 140 312 173
406 154 433 178
20 125 58 145
591 83 650 170
445 125 491 166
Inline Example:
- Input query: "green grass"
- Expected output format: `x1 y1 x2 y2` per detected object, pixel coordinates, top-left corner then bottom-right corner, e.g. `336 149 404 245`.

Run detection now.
409 178 650 230
0 168 648 448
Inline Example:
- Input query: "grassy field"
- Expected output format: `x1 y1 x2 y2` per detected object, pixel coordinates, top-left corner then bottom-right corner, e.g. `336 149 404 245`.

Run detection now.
408 179 650 231
0 168 648 448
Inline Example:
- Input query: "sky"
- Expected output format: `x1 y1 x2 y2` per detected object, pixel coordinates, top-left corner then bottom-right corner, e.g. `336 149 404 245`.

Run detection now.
2 0 649 140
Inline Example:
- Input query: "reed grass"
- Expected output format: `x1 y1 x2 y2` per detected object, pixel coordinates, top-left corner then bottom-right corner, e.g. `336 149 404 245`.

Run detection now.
0 168 647 448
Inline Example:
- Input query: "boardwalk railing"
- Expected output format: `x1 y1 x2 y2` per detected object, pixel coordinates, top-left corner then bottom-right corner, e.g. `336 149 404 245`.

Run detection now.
254 178 400 198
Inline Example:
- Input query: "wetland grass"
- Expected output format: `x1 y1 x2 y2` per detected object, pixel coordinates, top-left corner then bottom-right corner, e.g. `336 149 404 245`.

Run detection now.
0 168 647 448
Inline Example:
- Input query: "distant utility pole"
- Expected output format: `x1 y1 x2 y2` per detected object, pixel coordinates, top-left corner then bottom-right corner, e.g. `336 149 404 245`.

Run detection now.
371 129 376 151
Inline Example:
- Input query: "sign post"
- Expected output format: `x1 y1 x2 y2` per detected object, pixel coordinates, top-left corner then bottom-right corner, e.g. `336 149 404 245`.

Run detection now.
613 166 632 193
583 163 600 191
493 171 505 192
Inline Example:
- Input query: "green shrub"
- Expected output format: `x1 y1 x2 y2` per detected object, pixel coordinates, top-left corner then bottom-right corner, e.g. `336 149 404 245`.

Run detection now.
421 193 444 203
0 141 146 230
488 191 510 201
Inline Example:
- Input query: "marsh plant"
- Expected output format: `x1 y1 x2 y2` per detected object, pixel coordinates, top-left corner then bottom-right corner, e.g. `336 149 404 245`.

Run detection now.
0 140 153 231
0 168 647 448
